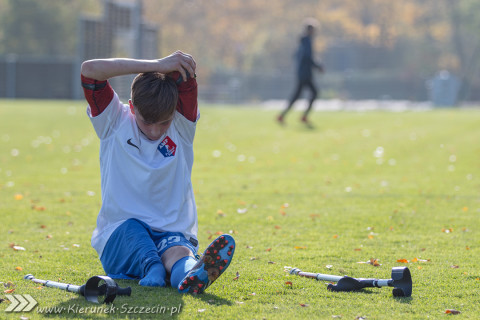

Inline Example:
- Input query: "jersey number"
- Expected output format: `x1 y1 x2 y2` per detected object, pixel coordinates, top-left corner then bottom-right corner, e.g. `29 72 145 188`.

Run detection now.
156 235 181 252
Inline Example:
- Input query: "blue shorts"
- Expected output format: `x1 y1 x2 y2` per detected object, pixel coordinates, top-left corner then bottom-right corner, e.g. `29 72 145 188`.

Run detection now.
100 218 198 280
154 231 198 257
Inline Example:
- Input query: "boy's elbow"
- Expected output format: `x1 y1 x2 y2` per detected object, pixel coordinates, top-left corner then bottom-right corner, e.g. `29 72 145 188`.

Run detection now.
81 61 95 78
81 60 105 80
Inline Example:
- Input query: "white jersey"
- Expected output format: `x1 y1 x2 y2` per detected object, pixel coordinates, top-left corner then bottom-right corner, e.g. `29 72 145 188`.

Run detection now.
88 92 199 256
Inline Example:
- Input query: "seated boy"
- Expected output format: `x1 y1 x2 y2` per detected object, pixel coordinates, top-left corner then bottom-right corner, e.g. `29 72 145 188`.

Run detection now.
80 51 235 294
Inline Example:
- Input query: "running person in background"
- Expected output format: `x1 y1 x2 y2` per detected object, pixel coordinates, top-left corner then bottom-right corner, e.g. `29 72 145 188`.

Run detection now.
278 19 324 127
80 51 235 294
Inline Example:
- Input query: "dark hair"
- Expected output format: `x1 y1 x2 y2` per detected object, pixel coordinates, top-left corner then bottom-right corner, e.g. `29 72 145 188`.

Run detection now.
131 72 178 123
303 17 319 32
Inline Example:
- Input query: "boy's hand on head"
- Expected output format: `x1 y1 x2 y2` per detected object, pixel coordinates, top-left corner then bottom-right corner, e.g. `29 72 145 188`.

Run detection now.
158 51 196 82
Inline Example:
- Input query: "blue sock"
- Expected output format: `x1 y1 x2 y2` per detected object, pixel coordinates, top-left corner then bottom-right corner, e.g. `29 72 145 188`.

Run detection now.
139 262 167 287
170 256 197 289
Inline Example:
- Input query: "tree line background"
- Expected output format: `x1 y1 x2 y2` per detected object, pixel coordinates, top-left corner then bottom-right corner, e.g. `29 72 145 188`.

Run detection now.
0 0 479 102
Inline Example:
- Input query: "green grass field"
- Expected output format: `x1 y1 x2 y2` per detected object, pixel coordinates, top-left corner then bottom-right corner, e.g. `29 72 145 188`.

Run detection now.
1 99 479 319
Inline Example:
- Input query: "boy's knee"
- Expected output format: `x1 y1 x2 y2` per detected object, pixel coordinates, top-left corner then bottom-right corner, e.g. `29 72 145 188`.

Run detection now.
123 218 146 228
114 218 147 234
162 246 195 273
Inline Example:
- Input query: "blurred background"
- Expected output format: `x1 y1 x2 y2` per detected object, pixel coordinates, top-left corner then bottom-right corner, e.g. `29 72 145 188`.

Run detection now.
0 0 479 105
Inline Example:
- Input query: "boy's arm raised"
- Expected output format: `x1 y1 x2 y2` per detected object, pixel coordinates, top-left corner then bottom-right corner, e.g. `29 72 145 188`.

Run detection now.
168 71 198 122
81 51 196 117
81 51 196 82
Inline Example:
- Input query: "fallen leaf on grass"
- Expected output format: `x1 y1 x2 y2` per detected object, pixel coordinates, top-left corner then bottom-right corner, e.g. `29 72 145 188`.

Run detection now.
358 258 381 266
299 303 309 307
450 265 459 269
369 259 381 266
285 281 293 287
4 288 15 294
216 210 225 217
207 231 224 239
414 258 430 262
445 309 461 314
266 248 272 252
274 225 281 229
397 257 430 264
442 228 453 233
333 234 339 239
14 194 23 200
15 266 22 271
354 248 362 251
268 261 276 264
294 246 307 250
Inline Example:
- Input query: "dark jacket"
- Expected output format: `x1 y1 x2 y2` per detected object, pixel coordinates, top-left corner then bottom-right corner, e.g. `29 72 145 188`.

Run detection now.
295 35 321 81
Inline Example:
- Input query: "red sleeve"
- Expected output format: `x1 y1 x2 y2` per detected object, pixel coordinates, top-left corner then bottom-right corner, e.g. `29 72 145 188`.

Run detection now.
81 74 114 117
168 71 198 122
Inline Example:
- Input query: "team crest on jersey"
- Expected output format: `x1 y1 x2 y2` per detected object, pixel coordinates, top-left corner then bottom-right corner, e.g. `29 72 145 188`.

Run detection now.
158 136 176 157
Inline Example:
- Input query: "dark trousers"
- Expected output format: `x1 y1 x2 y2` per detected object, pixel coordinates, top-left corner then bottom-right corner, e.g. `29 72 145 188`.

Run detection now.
282 78 318 118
